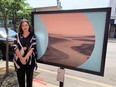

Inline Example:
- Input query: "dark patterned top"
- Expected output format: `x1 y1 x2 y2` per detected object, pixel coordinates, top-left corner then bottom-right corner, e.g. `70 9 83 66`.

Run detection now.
13 32 37 70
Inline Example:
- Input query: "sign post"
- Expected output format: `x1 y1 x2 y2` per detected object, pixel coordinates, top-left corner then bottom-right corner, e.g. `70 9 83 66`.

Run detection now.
57 67 65 87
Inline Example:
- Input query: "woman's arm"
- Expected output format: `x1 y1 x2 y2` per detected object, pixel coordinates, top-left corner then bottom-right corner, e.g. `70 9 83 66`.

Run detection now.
24 34 37 59
15 48 26 65
14 34 26 64
24 48 34 59
15 49 23 59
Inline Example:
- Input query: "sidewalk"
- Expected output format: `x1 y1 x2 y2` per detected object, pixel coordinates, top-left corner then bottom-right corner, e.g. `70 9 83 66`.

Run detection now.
33 78 58 87
0 60 58 87
0 59 116 87
0 38 116 87
33 39 116 87
108 38 116 43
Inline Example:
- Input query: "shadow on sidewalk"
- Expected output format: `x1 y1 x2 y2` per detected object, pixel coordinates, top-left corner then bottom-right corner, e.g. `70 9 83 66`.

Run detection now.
0 65 40 87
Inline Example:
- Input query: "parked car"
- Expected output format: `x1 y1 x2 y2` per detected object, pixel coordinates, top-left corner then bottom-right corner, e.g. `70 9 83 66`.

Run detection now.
0 27 17 61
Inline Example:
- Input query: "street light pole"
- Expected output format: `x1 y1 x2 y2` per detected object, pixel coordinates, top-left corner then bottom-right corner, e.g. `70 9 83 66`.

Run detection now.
57 0 62 10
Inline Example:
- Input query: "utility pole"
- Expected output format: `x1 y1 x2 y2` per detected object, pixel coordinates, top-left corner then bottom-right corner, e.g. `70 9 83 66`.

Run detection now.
57 0 62 10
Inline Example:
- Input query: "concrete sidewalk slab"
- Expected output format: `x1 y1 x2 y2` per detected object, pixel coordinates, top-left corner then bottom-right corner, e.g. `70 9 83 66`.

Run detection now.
33 78 58 87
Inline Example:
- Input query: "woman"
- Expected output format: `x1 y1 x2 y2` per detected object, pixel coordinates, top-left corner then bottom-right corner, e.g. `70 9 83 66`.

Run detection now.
13 19 37 87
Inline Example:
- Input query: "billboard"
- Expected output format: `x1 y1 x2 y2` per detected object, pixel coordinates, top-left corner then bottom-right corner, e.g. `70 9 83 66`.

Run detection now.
31 7 111 76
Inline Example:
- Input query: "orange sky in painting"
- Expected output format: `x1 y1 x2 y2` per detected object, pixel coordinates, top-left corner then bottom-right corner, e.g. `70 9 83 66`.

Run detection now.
39 13 94 36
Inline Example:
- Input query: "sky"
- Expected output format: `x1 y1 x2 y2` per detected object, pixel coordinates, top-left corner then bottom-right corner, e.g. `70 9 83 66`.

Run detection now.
26 0 110 10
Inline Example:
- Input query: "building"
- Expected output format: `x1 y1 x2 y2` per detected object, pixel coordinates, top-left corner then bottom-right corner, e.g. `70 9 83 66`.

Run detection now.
32 6 60 12
32 0 61 12
109 0 116 38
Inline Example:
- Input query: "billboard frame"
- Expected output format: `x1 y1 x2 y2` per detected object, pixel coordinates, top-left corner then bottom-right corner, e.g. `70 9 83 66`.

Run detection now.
31 7 111 76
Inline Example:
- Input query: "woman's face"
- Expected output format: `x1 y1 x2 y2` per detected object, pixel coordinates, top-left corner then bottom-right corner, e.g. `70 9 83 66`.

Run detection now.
21 21 29 32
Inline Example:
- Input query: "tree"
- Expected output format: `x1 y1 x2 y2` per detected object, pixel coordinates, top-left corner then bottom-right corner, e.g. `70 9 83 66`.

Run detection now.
10 0 32 31
0 0 32 75
0 0 13 75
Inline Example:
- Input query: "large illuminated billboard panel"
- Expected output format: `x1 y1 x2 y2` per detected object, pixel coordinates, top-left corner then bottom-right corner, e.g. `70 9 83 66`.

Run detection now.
31 8 111 76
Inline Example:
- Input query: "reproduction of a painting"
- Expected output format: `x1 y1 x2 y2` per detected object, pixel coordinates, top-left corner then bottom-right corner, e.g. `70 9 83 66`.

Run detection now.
31 7 111 76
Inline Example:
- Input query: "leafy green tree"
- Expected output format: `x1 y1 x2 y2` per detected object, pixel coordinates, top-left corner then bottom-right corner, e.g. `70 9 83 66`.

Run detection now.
0 0 32 75
10 0 32 31
0 0 13 75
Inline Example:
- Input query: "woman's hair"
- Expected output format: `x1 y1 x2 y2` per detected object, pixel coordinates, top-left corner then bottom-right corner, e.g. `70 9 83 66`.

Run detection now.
18 19 33 34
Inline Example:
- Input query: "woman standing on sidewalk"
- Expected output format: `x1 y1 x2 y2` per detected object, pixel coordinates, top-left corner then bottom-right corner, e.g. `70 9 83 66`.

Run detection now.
13 19 37 87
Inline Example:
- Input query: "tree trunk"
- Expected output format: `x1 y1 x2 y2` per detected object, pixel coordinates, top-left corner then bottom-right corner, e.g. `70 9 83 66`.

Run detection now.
13 14 17 32
4 18 9 75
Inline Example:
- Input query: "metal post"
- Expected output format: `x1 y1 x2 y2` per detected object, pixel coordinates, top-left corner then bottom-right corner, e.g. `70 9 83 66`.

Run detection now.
60 81 64 87
57 0 62 10
57 67 64 87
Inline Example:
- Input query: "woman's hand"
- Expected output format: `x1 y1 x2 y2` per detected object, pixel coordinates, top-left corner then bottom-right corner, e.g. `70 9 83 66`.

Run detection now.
23 47 27 50
24 48 34 60
20 58 26 65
